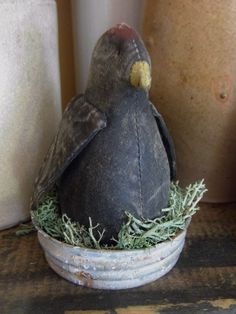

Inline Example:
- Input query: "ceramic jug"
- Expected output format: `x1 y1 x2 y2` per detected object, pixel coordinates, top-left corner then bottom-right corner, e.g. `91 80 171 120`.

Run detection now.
143 0 236 202
0 0 61 229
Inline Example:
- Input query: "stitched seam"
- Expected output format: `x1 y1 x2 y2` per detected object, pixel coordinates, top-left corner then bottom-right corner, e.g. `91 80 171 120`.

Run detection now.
135 109 143 216
132 39 141 60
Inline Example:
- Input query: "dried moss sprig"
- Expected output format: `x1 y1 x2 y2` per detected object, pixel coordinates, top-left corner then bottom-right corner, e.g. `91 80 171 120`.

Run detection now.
31 195 104 249
32 180 207 250
15 223 35 236
115 180 207 249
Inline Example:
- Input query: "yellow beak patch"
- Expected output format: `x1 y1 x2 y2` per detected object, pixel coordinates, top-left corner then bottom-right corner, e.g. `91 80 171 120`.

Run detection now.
130 61 151 90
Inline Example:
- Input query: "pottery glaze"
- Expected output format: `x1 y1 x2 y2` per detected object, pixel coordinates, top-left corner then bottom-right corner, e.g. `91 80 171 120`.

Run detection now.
143 0 236 202
0 0 61 229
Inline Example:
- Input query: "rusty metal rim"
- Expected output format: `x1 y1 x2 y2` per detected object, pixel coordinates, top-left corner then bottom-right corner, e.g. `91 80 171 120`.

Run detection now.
43 240 184 281
45 252 181 290
33 213 189 289
38 229 186 270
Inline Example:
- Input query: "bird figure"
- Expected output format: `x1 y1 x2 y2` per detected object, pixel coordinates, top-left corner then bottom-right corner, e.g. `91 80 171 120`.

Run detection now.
31 23 176 243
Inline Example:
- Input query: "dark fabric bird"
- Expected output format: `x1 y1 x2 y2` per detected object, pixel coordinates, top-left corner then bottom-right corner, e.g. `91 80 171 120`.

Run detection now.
31 23 176 243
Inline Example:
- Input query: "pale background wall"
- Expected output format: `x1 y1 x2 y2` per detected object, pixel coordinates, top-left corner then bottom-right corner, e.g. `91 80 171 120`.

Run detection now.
71 0 144 93
56 0 145 104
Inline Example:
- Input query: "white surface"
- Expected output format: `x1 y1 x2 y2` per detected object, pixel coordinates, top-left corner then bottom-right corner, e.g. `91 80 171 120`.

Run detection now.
71 0 144 92
0 0 62 229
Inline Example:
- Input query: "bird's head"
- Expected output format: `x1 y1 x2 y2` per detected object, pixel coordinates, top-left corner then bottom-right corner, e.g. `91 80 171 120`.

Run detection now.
87 23 151 93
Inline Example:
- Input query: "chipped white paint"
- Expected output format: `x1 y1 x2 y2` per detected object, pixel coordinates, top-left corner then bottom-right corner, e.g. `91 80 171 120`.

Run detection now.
37 226 187 290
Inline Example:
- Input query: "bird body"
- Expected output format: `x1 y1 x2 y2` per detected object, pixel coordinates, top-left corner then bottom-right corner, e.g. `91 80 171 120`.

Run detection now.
31 23 176 243
59 87 170 240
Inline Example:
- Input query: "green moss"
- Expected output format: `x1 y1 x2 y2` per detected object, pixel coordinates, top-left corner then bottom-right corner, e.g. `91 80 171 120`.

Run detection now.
15 223 35 236
116 180 207 249
31 180 207 250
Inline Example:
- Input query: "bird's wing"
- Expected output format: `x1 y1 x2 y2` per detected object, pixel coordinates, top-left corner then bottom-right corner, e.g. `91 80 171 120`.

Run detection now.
150 102 176 180
31 95 107 209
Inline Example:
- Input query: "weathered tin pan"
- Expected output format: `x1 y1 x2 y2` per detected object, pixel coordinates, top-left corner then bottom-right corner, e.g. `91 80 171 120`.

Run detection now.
36 225 187 290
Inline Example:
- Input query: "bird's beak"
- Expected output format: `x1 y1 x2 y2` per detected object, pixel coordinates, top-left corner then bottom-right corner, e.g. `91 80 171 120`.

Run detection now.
130 61 151 91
